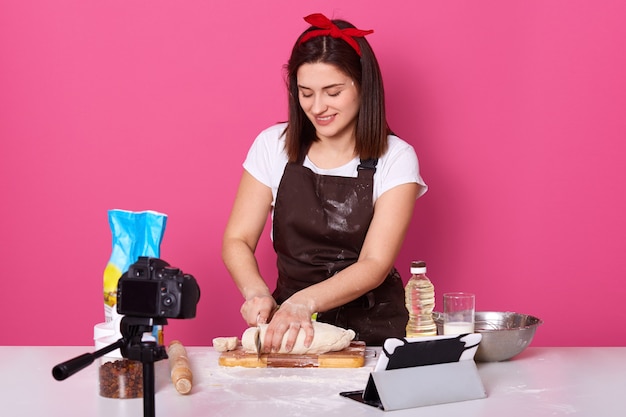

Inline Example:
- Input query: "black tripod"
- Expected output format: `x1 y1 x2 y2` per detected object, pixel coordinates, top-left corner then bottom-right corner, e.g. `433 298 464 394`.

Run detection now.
52 316 169 417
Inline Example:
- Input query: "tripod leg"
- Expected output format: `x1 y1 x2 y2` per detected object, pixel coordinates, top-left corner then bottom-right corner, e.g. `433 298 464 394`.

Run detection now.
142 362 155 417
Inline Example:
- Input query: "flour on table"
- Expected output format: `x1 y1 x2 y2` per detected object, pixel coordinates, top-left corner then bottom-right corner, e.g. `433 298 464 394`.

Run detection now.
241 321 355 354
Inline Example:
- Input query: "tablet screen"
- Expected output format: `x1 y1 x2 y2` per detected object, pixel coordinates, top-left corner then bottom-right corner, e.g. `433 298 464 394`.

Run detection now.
374 333 482 371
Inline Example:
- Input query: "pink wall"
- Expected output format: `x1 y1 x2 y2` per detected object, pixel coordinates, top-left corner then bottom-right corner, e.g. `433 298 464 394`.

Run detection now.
2 1 625 347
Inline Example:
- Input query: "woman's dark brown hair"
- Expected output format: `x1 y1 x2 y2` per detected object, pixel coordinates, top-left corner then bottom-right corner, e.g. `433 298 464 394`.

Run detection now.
283 19 392 163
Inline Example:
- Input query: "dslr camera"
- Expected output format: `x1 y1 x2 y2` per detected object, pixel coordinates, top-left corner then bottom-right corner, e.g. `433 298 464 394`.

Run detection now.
117 256 200 319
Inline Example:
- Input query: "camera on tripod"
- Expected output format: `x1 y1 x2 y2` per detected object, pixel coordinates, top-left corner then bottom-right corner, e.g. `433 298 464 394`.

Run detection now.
53 256 200 417
117 256 200 319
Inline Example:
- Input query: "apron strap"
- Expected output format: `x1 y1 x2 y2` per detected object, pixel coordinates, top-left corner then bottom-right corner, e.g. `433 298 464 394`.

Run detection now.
357 158 378 173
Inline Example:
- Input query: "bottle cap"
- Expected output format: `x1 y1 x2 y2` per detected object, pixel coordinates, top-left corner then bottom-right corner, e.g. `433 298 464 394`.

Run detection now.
410 260 427 274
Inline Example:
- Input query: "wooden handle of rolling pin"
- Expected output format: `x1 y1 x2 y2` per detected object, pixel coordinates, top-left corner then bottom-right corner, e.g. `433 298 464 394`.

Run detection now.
168 340 193 394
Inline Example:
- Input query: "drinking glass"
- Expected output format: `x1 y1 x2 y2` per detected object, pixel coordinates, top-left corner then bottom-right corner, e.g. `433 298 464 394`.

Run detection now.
443 292 475 335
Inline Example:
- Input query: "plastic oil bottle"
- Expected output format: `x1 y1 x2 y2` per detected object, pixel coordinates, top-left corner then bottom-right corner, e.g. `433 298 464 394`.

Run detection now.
405 260 437 337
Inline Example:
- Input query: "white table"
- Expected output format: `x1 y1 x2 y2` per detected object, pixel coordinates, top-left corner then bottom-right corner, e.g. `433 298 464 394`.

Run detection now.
3 346 625 416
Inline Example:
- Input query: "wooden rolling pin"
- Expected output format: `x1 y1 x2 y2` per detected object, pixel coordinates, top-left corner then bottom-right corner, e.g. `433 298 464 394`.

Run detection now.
167 340 193 394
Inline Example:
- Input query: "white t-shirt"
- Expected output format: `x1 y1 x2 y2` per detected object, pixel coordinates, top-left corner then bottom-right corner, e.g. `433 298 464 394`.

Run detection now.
243 123 428 208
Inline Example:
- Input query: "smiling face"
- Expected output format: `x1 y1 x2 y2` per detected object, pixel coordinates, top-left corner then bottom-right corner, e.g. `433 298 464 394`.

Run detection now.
296 62 361 143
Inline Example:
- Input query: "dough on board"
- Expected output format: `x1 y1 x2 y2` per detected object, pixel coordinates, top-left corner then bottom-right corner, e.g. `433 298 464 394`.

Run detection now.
212 336 238 352
241 321 355 354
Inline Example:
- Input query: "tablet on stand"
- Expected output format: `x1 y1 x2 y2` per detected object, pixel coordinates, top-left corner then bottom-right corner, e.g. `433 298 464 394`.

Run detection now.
340 333 486 411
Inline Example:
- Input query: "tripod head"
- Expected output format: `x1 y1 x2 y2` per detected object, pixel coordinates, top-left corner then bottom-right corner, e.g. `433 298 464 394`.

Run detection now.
118 316 168 365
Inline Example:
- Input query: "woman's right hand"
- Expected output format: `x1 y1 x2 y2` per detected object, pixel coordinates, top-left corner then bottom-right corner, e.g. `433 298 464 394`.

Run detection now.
240 293 278 326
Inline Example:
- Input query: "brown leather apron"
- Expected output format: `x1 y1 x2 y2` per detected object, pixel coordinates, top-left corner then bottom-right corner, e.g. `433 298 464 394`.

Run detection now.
272 158 408 345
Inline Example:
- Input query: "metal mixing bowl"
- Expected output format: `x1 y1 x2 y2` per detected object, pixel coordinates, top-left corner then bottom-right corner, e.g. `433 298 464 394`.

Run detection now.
433 311 543 362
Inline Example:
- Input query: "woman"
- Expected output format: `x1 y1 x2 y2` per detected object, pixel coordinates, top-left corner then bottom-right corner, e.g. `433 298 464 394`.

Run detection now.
222 13 427 351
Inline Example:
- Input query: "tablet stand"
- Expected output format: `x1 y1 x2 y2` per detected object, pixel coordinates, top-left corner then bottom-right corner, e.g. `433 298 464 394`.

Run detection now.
341 335 487 411
365 359 485 410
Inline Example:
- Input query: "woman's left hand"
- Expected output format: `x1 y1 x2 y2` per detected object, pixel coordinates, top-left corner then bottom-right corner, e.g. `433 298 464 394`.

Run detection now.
263 299 315 353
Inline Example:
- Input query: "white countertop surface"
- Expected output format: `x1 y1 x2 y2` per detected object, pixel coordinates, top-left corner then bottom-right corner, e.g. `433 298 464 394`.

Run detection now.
3 345 625 416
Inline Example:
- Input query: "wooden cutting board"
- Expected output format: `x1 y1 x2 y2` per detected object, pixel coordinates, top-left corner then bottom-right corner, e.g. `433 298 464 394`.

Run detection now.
218 341 366 368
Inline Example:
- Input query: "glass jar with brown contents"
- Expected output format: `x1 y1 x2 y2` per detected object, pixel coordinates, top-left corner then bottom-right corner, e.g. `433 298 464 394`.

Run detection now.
96 336 143 399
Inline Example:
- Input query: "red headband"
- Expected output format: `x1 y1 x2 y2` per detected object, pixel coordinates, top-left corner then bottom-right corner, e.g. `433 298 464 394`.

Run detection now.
298 13 374 56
